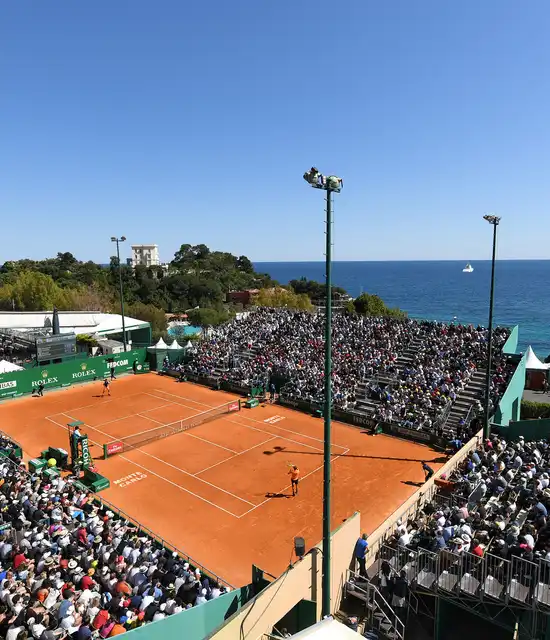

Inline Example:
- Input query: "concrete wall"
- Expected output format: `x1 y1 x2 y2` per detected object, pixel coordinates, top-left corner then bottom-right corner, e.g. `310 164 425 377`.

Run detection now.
494 353 527 426
208 513 361 640
502 325 519 356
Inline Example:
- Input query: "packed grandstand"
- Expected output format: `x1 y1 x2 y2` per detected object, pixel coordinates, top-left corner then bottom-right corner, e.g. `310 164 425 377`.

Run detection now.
375 431 550 605
0 437 230 639
181 308 513 439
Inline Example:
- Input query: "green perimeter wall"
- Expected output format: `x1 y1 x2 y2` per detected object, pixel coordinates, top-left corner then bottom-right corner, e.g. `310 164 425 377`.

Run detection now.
497 418 550 442
125 585 254 640
0 348 147 399
502 324 519 355
494 352 526 426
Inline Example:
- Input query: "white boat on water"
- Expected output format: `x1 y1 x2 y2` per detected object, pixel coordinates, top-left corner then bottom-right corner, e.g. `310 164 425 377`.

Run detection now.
463 263 474 273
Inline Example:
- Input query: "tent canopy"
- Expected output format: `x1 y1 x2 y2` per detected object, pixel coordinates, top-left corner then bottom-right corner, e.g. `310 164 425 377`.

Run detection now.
146 337 168 351
0 360 24 373
168 339 183 350
289 618 360 638
525 346 550 371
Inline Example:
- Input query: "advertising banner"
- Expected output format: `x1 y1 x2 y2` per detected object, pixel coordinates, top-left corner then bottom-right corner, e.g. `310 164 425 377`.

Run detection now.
0 349 148 400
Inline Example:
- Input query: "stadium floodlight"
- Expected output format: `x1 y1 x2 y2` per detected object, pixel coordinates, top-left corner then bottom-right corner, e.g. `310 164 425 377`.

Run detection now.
482 214 502 440
111 236 128 352
303 167 343 193
303 166 343 619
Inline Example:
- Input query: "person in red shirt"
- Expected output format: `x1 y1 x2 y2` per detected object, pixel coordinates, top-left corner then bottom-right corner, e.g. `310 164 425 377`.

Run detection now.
13 550 27 570
77 526 88 546
93 608 110 630
81 569 96 591
471 539 484 557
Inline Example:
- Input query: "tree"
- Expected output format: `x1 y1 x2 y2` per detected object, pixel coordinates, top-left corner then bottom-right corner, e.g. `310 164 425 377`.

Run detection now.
252 288 314 312
353 293 406 318
126 302 167 334
289 277 348 301
7 270 69 311
187 307 230 327
236 255 254 273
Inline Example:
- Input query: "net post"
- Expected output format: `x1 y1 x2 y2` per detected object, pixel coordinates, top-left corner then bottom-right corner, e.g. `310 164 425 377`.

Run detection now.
103 444 108 460
238 399 241 411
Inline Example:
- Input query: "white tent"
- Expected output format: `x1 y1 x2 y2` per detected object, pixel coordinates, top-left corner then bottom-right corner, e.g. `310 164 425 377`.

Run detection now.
168 339 183 350
153 337 168 350
525 346 550 370
0 360 24 373
289 618 360 638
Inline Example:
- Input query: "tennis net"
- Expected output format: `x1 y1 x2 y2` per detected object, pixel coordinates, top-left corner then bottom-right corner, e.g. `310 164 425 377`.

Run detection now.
103 399 241 458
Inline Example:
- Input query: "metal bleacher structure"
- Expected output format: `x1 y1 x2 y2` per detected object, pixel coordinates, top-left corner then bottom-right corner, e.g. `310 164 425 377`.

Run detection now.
353 336 488 439
339 443 550 640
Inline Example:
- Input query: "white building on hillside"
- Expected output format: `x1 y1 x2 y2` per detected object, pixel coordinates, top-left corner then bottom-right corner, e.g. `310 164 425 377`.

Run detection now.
130 244 160 268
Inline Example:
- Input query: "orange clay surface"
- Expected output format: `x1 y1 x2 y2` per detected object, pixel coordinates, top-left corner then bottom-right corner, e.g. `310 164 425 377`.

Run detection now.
0 374 446 587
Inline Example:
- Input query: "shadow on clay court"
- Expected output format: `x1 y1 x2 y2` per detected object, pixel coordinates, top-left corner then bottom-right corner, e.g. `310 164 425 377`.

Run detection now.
265 492 292 499
402 480 423 487
263 446 447 465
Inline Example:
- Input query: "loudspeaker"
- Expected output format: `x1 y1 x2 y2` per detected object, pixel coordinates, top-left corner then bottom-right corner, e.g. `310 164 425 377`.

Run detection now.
294 536 305 558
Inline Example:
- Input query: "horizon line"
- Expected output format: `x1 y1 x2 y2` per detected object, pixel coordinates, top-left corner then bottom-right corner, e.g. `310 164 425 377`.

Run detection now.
252 258 550 263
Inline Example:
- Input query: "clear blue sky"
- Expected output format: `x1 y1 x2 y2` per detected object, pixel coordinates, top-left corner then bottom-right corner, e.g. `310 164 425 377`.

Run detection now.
1 1 549 263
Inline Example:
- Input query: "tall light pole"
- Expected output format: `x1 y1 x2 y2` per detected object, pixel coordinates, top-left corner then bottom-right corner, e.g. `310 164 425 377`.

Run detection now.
482 214 500 439
303 167 343 619
111 236 127 352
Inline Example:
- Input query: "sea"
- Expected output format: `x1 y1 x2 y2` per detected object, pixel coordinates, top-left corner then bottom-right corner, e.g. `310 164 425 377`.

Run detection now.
254 260 550 358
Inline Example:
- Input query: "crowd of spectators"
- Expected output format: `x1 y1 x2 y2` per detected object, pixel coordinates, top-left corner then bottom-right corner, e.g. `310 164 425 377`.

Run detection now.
0 438 229 639
185 308 418 409
369 323 512 432
184 311 512 427
387 434 550 571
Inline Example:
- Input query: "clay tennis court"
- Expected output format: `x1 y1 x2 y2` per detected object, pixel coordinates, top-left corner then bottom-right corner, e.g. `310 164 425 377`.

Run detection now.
0 374 446 587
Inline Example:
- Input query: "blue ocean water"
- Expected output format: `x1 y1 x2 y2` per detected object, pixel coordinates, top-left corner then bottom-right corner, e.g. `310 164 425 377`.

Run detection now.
254 261 550 358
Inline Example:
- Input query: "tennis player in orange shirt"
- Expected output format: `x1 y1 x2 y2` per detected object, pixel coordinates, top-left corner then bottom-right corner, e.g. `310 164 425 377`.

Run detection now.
288 465 300 497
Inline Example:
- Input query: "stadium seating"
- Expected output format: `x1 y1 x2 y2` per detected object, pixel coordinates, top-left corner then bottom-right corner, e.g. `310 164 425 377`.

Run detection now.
0 436 231 638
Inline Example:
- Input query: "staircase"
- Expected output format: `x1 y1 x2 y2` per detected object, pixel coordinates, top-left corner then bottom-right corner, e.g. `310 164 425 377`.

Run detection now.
442 368 486 434
352 338 425 418
339 571 405 640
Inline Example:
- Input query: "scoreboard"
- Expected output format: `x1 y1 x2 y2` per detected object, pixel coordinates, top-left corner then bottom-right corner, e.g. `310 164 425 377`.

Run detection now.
36 334 77 361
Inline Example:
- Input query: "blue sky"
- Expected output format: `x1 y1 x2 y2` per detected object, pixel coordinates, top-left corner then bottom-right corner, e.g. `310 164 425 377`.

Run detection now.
1 1 549 263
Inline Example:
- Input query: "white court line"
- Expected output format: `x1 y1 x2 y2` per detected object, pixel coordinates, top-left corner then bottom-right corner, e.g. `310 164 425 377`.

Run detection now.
45 392 144 419
236 448 350 519
136 412 237 454
146 393 325 453
58 412 254 507
118 457 241 517
152 388 348 452
194 436 279 476
45 414 241 518
88 403 175 429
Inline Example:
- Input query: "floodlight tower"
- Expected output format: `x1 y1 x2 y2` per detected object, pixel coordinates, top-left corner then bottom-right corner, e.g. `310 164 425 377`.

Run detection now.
111 236 127 352
303 167 343 619
482 214 501 440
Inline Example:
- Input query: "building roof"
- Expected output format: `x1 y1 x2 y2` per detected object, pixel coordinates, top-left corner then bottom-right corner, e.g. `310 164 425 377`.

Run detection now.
0 311 149 337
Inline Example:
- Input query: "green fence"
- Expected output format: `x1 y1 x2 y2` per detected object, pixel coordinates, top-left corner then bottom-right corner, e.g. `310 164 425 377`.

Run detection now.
0 348 148 399
493 353 526 426
496 418 550 442
123 584 254 640
502 324 519 356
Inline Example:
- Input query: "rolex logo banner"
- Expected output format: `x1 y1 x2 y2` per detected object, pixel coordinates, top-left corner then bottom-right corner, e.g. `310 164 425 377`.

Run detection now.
0 349 148 399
